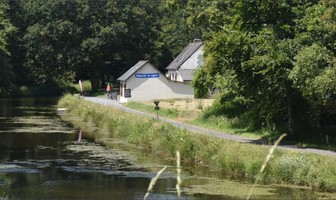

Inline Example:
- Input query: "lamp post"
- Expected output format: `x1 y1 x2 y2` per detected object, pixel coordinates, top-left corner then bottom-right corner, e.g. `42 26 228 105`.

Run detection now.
153 100 160 120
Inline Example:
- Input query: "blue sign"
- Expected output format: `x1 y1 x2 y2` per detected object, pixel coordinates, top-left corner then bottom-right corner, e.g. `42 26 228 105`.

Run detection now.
135 73 160 78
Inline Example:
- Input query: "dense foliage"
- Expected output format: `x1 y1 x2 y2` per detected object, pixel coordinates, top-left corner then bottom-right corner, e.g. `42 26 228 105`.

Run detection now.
1 0 194 94
0 3 15 95
0 0 335 138
192 0 336 139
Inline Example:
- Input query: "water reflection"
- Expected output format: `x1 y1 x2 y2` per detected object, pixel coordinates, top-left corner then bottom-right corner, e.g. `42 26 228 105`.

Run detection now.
0 98 196 200
0 98 332 200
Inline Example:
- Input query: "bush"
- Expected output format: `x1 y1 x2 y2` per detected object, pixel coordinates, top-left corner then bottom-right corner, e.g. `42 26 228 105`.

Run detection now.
71 80 92 94
272 153 310 183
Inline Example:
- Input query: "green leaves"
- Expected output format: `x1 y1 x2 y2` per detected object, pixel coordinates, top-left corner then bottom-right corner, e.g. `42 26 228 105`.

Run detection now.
194 0 336 136
2 0 336 135
290 44 336 107
21 0 84 85
0 3 16 91
5 0 157 92
0 3 15 55
297 1 336 52
192 67 210 98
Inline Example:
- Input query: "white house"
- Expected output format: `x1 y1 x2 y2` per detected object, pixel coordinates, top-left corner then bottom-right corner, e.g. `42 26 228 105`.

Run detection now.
166 39 204 82
117 60 194 102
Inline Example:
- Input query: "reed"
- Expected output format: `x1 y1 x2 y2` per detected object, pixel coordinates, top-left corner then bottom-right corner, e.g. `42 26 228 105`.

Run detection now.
77 129 82 142
246 133 287 200
144 166 168 200
176 151 182 197
58 95 336 193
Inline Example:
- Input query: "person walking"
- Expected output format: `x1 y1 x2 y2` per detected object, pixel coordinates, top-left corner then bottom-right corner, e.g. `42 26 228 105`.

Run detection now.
106 83 111 98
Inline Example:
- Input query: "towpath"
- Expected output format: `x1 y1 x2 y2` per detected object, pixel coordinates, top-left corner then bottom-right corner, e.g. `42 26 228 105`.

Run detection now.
83 96 336 157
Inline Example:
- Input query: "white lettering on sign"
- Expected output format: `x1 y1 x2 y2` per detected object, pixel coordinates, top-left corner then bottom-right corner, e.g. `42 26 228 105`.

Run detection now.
135 73 160 78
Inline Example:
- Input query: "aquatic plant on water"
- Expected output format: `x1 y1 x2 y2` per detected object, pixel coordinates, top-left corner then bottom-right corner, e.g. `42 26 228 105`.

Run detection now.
58 94 336 193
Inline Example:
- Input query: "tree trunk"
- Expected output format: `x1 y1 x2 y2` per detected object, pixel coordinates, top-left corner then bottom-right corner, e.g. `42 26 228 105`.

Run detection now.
287 101 294 135
90 77 99 93
100 74 106 89
286 83 295 138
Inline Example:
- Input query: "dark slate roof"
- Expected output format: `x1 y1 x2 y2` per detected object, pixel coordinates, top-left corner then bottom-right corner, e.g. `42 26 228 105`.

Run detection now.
166 41 203 70
117 60 148 81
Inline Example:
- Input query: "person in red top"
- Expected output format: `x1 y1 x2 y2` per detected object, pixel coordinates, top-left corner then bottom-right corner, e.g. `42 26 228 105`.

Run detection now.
106 84 111 98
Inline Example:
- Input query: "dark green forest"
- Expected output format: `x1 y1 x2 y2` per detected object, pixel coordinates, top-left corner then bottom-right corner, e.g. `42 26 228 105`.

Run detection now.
1 0 336 139
1 0 194 95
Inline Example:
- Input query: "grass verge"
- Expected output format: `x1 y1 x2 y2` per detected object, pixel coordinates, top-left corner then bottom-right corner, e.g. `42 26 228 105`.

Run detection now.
58 94 336 193
125 101 180 118
125 100 267 139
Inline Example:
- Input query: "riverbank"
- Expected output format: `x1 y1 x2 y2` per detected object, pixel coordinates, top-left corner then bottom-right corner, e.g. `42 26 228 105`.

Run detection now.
58 94 336 193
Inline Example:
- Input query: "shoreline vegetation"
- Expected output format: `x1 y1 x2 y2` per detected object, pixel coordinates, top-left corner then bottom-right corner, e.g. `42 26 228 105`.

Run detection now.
58 94 336 193
125 100 267 140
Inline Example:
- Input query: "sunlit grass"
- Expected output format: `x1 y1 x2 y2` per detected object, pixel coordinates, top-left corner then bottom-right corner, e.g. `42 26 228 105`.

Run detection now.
247 134 287 200
192 116 269 140
58 94 336 193
125 100 267 139
125 101 180 118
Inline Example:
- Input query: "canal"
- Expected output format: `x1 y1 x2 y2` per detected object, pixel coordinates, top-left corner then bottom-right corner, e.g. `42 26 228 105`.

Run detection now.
0 97 330 199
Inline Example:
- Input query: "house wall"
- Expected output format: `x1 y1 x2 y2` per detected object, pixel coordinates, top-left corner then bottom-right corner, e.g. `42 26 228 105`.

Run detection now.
180 45 204 70
166 45 204 82
120 62 194 102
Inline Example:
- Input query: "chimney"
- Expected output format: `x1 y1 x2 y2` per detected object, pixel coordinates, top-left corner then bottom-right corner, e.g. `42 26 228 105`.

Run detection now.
193 38 202 43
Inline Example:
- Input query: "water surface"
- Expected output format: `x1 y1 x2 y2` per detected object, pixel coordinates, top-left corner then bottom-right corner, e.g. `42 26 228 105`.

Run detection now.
0 98 199 199
0 97 331 200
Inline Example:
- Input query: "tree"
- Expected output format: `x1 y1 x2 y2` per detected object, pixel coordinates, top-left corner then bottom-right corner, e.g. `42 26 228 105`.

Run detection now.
97 0 159 87
7 0 31 86
185 0 232 37
12 0 161 92
290 0 336 128
193 0 323 138
0 2 16 95
290 44 336 126
242 29 301 134
22 0 84 87
151 0 196 71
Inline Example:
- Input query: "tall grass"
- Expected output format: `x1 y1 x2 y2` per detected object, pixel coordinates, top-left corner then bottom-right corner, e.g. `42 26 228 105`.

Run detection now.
125 101 180 118
144 166 168 200
247 134 287 200
176 151 182 197
58 94 336 192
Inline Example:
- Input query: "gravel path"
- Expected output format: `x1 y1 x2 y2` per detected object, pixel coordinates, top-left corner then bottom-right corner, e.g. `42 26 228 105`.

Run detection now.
83 96 336 157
